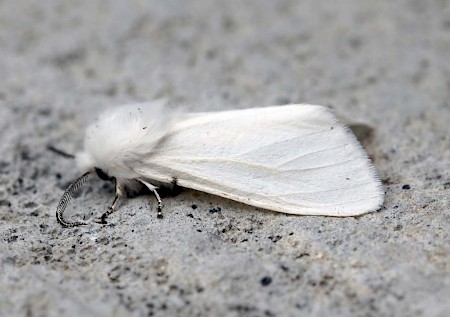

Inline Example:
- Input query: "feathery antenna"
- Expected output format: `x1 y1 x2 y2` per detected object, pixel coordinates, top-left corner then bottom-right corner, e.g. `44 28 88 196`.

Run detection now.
56 172 91 227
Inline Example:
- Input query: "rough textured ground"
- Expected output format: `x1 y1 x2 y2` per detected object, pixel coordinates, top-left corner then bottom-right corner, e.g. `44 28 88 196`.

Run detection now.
0 1 449 316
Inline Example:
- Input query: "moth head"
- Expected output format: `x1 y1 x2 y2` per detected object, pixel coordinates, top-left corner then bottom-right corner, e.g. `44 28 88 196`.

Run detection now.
75 151 95 173
76 152 114 180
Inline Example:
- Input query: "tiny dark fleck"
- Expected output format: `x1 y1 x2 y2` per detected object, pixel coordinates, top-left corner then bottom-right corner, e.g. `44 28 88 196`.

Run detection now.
444 182 450 189
96 237 110 245
30 210 39 217
143 127 147 130
0 200 11 207
277 97 291 104
402 184 411 190
38 108 51 116
288 232 294 236
393 224 403 231
280 264 289 271
20 149 31 161
197 229 202 232
260 276 272 286
186 213 194 218
209 207 221 213
191 204 197 209
268 235 282 243
349 36 363 50
6 235 18 243
24 202 37 209
393 205 399 209
0 161 10 173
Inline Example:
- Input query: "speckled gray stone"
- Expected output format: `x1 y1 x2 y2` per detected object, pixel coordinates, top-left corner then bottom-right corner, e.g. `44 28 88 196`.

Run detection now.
0 1 449 317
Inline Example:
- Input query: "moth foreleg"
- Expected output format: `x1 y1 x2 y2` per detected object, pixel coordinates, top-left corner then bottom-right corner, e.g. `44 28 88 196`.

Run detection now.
139 179 163 219
95 180 125 224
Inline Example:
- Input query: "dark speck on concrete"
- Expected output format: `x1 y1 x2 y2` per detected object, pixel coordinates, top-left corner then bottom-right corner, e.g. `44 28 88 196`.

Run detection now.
261 276 272 286
209 207 221 213
268 235 282 243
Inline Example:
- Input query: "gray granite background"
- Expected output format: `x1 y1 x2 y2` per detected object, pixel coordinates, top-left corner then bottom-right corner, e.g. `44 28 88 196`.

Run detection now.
0 1 449 316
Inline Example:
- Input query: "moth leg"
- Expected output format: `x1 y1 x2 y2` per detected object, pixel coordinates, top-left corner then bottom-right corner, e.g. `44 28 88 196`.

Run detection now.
139 179 163 219
95 180 125 224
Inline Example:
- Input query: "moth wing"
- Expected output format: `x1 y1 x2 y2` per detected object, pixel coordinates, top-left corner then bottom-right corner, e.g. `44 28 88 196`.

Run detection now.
135 105 383 216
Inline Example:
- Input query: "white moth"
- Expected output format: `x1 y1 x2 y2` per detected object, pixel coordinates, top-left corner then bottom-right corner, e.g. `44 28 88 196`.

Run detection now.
56 101 384 227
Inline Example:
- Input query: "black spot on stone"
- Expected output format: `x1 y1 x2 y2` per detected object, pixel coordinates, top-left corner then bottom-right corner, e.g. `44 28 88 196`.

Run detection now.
260 276 272 286
402 184 411 190
394 224 403 231
186 213 194 218
191 204 197 209
268 235 282 243
209 207 221 213
6 235 18 243
0 200 11 207
20 148 32 160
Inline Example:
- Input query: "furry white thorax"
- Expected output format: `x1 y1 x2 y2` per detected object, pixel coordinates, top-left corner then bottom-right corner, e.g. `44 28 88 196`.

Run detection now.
75 101 174 179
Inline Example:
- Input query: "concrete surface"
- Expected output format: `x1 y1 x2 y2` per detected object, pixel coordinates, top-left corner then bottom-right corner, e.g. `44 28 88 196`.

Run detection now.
0 1 449 316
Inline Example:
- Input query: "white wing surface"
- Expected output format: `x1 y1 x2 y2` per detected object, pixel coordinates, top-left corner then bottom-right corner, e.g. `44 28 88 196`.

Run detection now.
134 105 383 216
